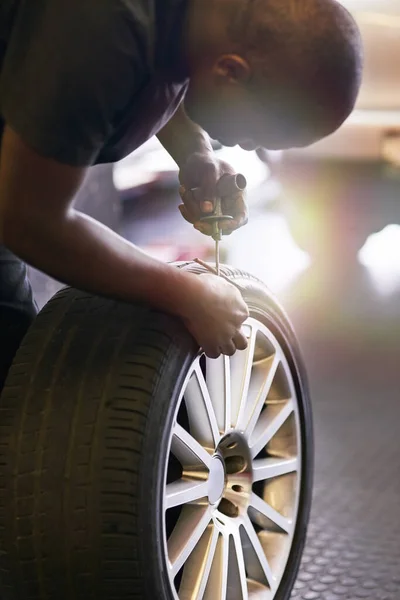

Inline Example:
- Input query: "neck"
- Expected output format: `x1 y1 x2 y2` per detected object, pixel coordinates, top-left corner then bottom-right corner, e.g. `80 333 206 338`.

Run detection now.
183 0 240 72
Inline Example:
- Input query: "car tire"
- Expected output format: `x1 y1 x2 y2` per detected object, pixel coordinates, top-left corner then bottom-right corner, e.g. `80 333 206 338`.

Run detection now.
0 262 313 600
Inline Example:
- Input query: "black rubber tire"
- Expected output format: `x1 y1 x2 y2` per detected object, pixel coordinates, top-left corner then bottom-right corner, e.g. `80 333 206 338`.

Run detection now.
0 262 313 600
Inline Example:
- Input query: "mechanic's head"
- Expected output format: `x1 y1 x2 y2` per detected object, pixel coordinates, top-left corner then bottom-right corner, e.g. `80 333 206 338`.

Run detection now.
184 0 363 150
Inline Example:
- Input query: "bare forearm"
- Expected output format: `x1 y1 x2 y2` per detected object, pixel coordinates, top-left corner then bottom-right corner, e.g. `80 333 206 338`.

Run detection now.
157 102 213 166
3 209 199 316
0 126 202 317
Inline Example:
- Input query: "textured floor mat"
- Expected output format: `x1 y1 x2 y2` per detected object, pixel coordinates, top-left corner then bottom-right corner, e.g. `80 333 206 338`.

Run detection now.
291 336 400 600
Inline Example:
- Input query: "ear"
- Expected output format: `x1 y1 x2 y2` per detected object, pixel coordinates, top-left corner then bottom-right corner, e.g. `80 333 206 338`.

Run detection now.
212 55 251 84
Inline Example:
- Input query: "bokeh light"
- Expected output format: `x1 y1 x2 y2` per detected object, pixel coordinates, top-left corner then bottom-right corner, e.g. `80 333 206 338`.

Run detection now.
358 224 400 295
225 212 311 294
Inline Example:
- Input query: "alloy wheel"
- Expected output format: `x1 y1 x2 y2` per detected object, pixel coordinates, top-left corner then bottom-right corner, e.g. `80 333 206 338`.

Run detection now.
163 317 302 599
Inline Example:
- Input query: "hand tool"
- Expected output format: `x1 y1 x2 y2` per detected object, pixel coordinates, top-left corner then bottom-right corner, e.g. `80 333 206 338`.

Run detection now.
198 173 247 275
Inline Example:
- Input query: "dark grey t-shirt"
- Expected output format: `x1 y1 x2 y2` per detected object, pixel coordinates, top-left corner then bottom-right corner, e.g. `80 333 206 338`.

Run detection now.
0 0 189 166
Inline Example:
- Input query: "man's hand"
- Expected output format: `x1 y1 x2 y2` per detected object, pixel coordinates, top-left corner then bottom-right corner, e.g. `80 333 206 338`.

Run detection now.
178 152 248 236
181 273 249 358
156 104 248 236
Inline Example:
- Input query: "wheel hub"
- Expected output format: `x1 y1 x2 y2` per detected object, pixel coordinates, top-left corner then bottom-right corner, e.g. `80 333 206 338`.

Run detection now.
208 434 253 510
208 456 225 505
215 432 253 517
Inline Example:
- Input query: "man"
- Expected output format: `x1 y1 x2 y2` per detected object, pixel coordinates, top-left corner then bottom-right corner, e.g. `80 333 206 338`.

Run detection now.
0 0 362 388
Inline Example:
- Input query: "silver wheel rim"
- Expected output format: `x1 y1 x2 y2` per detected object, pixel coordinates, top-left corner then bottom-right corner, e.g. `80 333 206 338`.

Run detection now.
163 317 302 599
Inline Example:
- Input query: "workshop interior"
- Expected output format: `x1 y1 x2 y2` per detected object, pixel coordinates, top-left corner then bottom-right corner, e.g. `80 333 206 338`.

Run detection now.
2 0 400 599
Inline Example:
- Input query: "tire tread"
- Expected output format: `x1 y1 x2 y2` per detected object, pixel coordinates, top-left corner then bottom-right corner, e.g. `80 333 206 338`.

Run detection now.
0 291 177 599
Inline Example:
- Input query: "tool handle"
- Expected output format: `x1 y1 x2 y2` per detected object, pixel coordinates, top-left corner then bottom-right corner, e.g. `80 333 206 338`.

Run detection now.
216 173 247 197
190 174 247 203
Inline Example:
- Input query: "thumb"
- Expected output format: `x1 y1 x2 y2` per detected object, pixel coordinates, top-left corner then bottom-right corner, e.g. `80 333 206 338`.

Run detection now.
189 187 213 214
202 200 214 213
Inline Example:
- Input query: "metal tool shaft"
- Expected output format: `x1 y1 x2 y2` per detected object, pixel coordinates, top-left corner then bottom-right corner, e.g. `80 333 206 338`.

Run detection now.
212 197 223 275
215 239 220 276
196 173 247 277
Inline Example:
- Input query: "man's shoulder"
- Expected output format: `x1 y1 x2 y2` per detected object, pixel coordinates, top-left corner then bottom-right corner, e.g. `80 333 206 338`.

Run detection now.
76 0 156 39
0 0 159 167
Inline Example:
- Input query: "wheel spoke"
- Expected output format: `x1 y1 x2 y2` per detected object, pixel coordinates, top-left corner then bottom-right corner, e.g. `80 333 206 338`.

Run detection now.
166 479 209 509
230 324 257 429
249 492 291 534
168 505 213 578
178 523 219 600
184 363 220 448
206 355 232 434
252 457 298 483
171 423 212 469
249 400 294 458
242 513 276 590
227 531 249 600
203 531 230 600
240 353 281 436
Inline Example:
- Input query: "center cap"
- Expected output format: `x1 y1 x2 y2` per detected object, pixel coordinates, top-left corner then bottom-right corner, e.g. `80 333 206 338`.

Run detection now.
208 456 225 505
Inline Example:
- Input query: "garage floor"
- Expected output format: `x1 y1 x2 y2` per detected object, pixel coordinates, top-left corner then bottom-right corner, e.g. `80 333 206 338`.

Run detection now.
288 285 400 600
29 176 400 599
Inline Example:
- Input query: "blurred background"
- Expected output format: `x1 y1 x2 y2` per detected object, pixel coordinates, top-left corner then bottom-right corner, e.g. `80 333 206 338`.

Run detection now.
29 1 400 598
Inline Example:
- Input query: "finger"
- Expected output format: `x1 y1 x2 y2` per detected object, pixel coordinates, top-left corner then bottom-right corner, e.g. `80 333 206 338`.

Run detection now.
202 346 221 360
178 204 194 224
217 217 238 235
190 189 214 214
205 192 248 236
199 162 219 208
201 200 214 213
180 189 203 223
179 203 212 235
178 204 193 225
187 187 215 215
233 331 248 352
222 219 246 235
220 341 237 357
222 209 248 234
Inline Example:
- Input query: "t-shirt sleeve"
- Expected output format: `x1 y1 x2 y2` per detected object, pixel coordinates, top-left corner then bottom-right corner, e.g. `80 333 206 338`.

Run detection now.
0 0 149 166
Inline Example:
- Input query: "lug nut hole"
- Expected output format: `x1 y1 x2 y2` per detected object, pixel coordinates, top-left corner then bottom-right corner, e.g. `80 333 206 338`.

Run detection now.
225 455 246 474
232 484 244 493
218 498 239 518
226 441 238 450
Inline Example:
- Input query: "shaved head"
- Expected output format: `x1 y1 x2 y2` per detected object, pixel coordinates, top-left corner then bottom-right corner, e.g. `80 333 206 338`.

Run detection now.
228 0 363 139
184 0 363 149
